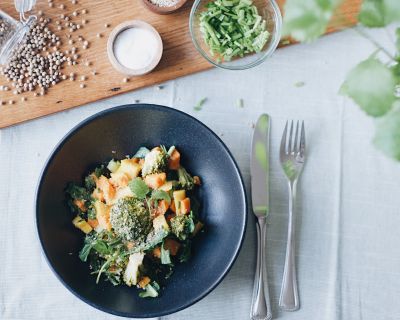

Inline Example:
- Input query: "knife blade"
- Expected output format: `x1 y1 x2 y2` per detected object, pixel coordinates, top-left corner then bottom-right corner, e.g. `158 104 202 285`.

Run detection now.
251 114 270 217
250 114 272 320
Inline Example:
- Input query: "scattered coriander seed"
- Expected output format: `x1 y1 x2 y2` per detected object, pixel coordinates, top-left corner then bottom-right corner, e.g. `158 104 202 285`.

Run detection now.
156 85 164 90
13 90 18 95
80 83 86 88
76 24 81 30
59 4 65 9
69 28 74 32
33 92 38 97
80 75 86 81
65 16 70 21
91 70 97 76
0 100 4 105
62 74 67 80
21 97 26 102
57 26 62 31
122 77 129 83
81 9 87 14
134 99 140 103
8 100 14 105
38 10 43 16
82 45 87 50
105 23 110 28
72 0 77 4
60 14 65 19
73 53 79 59
68 39 74 45
82 19 87 25
83 40 89 46
84 61 91 66
72 11 78 16
48 3 53 7
96 33 102 38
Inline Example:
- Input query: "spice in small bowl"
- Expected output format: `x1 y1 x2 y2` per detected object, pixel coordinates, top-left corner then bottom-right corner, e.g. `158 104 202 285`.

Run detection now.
107 20 163 76
142 0 188 15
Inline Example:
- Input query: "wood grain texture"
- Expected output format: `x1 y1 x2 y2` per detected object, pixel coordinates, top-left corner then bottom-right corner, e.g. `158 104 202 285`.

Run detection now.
0 0 361 128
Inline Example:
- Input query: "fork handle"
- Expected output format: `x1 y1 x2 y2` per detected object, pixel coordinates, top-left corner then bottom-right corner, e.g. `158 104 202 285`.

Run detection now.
250 216 272 320
279 182 300 311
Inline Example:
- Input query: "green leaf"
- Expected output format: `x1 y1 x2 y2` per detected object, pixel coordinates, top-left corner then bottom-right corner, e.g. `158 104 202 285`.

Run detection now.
340 58 397 117
128 178 149 199
194 98 207 111
282 0 341 42
359 0 400 28
79 243 93 262
151 189 171 204
374 105 400 161
161 241 172 265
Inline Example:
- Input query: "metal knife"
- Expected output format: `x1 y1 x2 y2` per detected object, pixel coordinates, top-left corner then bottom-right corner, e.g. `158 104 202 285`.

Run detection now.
250 114 272 320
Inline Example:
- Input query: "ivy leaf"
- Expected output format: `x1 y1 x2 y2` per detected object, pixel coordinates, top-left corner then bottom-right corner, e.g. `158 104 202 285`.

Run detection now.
340 58 397 117
359 0 400 28
128 178 149 199
374 105 400 161
282 0 341 42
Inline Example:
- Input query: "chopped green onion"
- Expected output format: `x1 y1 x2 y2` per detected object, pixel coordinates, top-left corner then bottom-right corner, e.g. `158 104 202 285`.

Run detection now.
199 0 270 61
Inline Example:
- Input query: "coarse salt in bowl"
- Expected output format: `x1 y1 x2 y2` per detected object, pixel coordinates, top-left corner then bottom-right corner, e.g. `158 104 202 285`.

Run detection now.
107 20 163 76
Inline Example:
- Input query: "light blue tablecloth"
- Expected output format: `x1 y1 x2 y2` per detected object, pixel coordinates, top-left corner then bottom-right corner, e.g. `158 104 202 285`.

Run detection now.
1 26 400 320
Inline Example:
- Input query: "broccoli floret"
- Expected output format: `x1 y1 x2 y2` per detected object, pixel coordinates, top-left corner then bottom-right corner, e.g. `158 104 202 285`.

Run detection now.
177 167 195 190
170 214 195 241
110 198 152 242
141 147 168 176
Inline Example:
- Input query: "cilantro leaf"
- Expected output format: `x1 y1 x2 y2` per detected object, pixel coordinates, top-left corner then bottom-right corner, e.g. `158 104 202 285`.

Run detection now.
359 0 400 28
128 178 150 199
194 98 207 111
151 189 171 204
340 58 397 117
282 0 341 42
374 105 400 161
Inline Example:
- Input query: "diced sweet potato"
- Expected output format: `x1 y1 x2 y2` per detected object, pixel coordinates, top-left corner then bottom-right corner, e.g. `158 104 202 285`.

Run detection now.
138 276 151 289
97 175 116 204
168 149 181 170
144 173 167 189
94 200 112 231
87 218 99 228
155 199 169 216
164 239 181 256
118 159 141 179
180 198 191 215
73 199 87 212
110 171 130 188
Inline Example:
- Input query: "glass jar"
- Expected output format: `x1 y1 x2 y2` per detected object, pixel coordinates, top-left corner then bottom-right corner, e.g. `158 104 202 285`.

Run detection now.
0 1 36 65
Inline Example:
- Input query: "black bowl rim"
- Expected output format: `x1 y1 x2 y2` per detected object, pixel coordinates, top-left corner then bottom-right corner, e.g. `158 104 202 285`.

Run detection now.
35 104 248 318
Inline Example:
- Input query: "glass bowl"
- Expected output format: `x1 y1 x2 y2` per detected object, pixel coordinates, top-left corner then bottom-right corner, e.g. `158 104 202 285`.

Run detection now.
189 0 282 70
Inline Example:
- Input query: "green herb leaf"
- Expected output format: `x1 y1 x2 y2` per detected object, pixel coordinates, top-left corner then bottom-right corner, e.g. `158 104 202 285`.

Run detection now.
133 147 150 159
374 105 400 161
161 241 172 265
359 0 400 28
194 98 207 111
129 178 150 199
151 189 171 204
340 58 397 117
282 0 341 42
79 243 93 262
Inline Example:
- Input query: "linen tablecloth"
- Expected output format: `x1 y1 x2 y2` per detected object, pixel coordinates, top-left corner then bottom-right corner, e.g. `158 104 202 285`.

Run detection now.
1 26 400 320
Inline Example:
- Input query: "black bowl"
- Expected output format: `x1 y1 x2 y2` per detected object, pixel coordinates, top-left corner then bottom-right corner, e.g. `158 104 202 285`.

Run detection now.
36 104 247 318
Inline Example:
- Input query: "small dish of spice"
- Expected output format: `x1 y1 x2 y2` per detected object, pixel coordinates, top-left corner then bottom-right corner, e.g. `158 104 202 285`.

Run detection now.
142 0 188 15
107 20 163 76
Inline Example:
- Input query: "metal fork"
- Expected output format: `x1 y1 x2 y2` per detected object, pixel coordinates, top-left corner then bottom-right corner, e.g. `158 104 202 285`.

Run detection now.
278 120 306 311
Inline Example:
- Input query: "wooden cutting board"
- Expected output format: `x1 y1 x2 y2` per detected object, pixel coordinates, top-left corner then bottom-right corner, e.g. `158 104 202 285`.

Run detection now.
0 0 361 128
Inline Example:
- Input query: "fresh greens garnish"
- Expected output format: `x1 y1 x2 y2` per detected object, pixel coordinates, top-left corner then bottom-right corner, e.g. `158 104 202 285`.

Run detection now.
129 178 150 199
194 98 207 111
151 189 171 205
199 0 269 61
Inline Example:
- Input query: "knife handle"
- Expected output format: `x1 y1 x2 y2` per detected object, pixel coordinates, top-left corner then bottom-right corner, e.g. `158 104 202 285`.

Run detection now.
250 217 272 320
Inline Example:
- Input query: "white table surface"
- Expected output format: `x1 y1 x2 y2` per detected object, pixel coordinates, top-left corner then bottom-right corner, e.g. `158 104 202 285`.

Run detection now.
2 26 400 320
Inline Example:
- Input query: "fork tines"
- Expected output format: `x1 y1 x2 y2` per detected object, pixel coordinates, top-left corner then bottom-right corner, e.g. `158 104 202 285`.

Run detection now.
280 120 305 156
